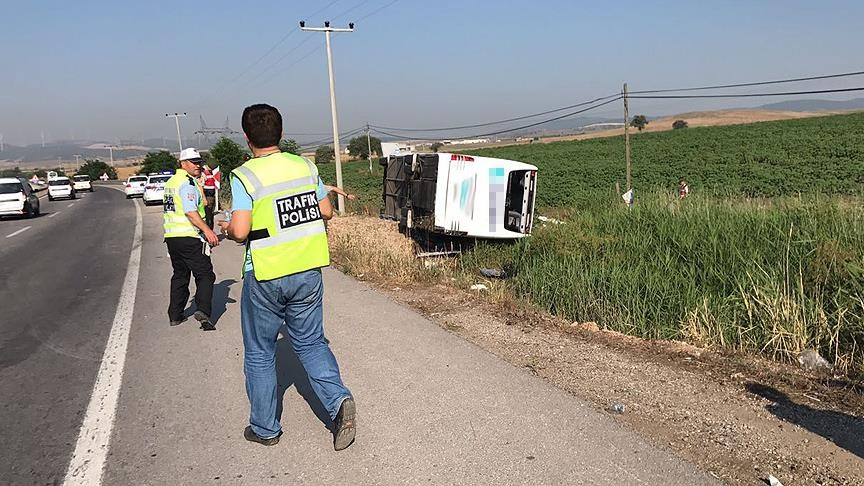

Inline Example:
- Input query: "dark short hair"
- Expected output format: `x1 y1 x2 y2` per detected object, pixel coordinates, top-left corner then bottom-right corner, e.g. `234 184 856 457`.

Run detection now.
242 104 282 148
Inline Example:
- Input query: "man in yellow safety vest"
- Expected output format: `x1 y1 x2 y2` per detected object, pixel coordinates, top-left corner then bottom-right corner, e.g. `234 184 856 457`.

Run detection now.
219 104 355 450
163 148 219 330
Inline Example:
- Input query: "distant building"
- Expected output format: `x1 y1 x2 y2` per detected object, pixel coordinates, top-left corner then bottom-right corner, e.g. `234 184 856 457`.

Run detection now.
446 138 490 145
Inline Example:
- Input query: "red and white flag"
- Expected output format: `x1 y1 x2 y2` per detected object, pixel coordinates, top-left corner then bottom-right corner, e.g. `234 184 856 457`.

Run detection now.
212 166 221 189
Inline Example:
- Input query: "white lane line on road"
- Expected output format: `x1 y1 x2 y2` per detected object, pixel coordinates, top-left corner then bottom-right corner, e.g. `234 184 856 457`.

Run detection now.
67 203 75 207
63 198 142 486
49 212 60 218
5 226 31 238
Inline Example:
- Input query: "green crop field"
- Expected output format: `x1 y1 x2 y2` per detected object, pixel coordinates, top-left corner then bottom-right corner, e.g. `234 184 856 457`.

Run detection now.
471 112 864 208
322 112 864 375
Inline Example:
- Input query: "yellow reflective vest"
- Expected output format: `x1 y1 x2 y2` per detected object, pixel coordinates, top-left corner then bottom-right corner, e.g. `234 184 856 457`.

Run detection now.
232 152 329 281
163 169 205 238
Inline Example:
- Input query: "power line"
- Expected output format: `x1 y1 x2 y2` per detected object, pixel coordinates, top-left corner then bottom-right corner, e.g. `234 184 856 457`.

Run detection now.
372 96 623 140
243 37 315 86
245 0 387 92
630 69 864 94
356 0 402 22
299 126 366 150
186 0 402 115
186 1 343 110
283 131 336 136
371 93 621 132
367 70 864 139
246 0 373 87
331 0 374 23
629 86 864 99
250 43 325 90
227 1 342 87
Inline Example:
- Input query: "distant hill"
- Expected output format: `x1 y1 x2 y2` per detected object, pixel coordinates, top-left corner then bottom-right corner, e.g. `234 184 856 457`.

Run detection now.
757 98 864 112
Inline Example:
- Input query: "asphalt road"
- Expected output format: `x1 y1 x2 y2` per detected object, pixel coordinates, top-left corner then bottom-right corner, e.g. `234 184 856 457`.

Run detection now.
0 187 136 484
0 188 721 485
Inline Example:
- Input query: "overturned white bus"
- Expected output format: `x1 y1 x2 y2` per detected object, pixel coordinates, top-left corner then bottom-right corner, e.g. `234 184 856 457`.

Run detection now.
381 152 538 239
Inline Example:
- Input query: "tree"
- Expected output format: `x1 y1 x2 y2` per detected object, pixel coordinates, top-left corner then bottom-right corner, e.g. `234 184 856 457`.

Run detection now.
315 145 335 164
430 142 443 153
76 159 117 180
208 137 248 174
672 119 689 130
347 135 381 159
279 138 301 155
0 166 23 178
630 115 649 131
139 151 178 175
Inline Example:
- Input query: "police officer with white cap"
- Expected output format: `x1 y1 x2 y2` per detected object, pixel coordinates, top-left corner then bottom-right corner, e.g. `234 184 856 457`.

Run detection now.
163 148 218 330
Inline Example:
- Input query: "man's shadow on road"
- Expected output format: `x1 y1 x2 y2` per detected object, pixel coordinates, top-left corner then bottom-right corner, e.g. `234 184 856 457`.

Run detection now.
746 382 864 459
275 336 333 432
182 279 237 324
211 279 237 324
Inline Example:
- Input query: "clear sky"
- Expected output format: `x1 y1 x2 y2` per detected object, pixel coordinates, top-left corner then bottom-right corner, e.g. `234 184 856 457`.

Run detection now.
2 0 863 146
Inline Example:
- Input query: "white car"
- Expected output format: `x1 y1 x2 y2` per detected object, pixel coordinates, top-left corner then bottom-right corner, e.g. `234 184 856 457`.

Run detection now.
125 175 148 198
143 174 172 205
48 176 76 201
0 177 41 218
73 174 93 192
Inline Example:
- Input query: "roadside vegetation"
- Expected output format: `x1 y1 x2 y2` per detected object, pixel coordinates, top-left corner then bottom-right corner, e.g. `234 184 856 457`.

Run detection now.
326 113 864 376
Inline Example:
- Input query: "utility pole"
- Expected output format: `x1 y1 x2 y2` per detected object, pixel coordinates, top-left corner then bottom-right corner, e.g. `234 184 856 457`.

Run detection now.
103 146 115 166
0 134 4 152
74 154 82 172
623 83 631 192
366 123 373 174
165 112 188 152
41 130 46 148
300 20 355 213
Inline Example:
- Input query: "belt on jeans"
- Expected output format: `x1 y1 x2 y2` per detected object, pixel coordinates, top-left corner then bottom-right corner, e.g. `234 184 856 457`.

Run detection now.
248 228 270 241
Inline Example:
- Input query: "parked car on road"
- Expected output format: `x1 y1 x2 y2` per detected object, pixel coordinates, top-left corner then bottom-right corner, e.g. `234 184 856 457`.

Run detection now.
73 175 93 192
125 175 148 198
48 177 76 201
0 177 40 218
143 174 172 205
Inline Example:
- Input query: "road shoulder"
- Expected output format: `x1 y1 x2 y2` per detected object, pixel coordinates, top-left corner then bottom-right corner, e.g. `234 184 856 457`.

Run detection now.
104 206 718 485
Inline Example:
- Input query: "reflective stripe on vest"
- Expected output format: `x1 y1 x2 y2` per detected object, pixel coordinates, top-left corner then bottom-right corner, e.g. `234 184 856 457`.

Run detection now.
232 153 329 281
163 171 205 239
234 165 317 200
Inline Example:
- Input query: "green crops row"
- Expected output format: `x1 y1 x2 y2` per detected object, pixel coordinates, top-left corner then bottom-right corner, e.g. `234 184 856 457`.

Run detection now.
470 112 864 208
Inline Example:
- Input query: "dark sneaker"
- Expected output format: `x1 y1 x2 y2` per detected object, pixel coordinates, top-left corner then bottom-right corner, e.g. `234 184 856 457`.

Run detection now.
243 426 281 446
169 317 187 327
333 397 356 451
194 311 216 331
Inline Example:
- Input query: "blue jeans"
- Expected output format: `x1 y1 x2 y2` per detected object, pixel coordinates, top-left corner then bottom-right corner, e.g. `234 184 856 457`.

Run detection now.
241 268 352 439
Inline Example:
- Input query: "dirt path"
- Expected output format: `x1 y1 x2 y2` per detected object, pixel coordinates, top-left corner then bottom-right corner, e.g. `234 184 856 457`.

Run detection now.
328 216 864 486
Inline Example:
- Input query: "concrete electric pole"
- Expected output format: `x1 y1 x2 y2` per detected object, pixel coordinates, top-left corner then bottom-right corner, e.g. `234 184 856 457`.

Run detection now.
366 123 373 174
74 154 82 172
165 112 188 152
300 20 355 213
623 83 631 192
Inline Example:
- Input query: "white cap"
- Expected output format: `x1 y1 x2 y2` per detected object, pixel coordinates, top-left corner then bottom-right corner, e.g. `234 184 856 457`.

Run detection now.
179 147 202 161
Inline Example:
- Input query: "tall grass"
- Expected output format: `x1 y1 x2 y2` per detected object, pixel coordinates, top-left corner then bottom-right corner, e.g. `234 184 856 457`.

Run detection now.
461 194 864 375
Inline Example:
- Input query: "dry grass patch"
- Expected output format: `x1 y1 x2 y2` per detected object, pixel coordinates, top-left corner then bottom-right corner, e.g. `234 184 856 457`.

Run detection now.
327 216 439 285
